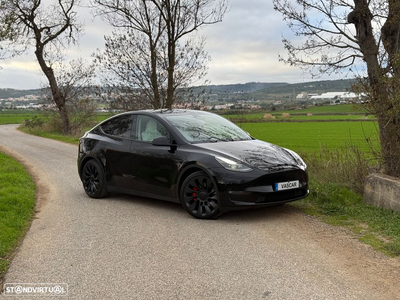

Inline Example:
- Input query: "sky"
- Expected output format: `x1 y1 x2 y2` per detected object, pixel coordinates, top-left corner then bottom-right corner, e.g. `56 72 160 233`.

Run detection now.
0 0 345 90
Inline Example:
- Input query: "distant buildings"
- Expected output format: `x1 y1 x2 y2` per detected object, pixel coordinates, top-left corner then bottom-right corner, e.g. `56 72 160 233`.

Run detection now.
296 91 364 104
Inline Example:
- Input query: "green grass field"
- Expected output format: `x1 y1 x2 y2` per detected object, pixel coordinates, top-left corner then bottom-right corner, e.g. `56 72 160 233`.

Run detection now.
0 152 36 281
241 121 380 154
228 114 374 121
225 104 375 121
281 104 367 114
0 111 41 125
225 104 371 121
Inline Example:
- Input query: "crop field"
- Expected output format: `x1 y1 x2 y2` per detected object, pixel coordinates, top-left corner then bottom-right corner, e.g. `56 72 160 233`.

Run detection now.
0 111 40 125
241 121 380 154
228 113 374 121
225 104 372 122
280 104 367 114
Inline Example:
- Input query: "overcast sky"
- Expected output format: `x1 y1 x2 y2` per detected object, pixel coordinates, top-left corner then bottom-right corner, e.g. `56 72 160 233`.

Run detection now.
0 0 344 90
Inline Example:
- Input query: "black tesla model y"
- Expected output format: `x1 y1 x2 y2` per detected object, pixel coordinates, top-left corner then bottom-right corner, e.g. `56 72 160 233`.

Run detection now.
78 110 308 219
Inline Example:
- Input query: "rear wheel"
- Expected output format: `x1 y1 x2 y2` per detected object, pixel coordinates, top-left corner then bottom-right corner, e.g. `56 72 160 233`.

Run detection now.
180 171 221 219
81 160 108 198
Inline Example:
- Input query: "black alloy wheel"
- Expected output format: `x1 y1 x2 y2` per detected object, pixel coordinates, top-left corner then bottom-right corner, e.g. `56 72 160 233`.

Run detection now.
180 171 221 219
81 160 108 198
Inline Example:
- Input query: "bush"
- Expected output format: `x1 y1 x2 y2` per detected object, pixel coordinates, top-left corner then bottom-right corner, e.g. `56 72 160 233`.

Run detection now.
302 144 380 194
24 116 44 129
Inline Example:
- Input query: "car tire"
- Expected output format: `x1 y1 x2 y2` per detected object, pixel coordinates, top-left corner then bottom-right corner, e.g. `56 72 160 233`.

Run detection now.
180 171 222 219
81 160 108 198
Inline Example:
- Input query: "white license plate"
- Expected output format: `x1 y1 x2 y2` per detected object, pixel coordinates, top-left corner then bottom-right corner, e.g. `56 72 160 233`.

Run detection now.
275 180 299 191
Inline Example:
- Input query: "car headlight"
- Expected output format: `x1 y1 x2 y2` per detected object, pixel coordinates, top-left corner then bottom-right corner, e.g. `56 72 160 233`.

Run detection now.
285 149 307 170
215 156 253 172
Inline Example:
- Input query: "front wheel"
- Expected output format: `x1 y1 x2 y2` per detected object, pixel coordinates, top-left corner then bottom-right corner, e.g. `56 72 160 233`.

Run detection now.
180 171 222 219
81 160 108 198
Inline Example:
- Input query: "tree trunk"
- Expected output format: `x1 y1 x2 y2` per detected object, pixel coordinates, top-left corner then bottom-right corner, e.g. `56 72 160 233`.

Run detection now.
34 46 70 135
150 40 161 109
165 1 176 110
165 41 175 109
378 1 400 177
349 0 400 177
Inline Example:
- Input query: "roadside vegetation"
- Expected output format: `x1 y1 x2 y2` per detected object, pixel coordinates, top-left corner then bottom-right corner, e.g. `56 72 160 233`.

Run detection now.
0 111 39 125
0 152 36 283
2 110 113 144
296 148 400 256
1 103 400 256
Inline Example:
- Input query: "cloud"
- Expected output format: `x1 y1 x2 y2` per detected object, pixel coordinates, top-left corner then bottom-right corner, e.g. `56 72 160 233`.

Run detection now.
200 0 334 84
0 0 343 89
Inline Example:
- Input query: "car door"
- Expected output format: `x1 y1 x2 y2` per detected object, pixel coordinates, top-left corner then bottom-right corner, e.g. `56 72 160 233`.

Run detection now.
129 115 182 200
99 114 135 189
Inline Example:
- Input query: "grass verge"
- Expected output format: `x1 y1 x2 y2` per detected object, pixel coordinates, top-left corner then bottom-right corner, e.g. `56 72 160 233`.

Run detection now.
18 127 79 144
0 152 36 283
292 180 400 257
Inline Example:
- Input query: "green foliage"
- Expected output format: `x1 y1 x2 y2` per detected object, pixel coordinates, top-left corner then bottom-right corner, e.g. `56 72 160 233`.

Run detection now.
0 152 35 281
24 116 44 129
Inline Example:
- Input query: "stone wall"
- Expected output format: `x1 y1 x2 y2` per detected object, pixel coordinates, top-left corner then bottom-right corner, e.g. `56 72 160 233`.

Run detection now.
364 173 400 212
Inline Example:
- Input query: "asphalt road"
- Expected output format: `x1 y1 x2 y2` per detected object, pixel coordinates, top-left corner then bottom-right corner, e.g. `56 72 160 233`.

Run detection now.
0 124 399 300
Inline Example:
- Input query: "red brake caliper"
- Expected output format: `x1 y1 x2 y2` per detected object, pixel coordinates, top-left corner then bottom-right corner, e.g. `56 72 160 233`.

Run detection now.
192 187 198 201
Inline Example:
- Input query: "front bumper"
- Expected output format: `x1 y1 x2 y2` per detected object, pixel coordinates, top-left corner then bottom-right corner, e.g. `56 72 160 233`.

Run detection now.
211 167 309 210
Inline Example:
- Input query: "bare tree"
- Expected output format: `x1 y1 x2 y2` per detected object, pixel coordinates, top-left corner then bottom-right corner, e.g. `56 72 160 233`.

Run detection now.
93 0 227 109
274 0 400 177
0 0 82 134
42 59 98 135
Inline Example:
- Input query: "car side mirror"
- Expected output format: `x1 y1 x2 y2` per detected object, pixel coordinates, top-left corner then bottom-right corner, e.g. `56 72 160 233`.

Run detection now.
152 136 171 146
152 136 177 153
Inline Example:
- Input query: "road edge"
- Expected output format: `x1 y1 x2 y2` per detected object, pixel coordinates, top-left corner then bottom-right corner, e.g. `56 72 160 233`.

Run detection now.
0 145 51 289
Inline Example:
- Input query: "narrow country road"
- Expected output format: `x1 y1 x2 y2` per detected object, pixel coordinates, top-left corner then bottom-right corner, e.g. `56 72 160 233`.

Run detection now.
0 124 399 300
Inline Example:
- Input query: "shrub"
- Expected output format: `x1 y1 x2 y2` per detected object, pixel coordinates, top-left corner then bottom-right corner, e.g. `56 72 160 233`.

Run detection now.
302 144 380 194
24 116 44 129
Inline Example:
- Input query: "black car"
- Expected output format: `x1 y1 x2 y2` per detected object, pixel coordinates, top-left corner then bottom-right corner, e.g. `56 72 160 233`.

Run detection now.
78 109 308 219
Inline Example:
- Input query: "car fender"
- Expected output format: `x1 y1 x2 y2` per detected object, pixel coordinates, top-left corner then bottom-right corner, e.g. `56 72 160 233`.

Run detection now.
78 153 107 181
176 162 218 198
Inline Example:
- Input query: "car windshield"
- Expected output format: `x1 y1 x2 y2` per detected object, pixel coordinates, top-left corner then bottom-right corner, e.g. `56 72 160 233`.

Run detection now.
165 112 252 143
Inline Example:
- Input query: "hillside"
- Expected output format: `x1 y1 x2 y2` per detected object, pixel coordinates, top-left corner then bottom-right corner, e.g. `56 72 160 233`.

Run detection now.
0 79 356 101
0 88 43 99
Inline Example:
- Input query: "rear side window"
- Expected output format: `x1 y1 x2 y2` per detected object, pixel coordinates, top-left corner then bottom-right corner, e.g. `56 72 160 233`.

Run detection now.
100 115 133 138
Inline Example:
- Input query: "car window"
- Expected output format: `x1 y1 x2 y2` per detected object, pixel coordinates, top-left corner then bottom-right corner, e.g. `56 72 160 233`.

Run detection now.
136 115 172 143
165 113 251 143
100 115 134 138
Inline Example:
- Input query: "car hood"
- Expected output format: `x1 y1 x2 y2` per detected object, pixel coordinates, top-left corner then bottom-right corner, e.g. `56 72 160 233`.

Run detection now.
195 139 303 171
